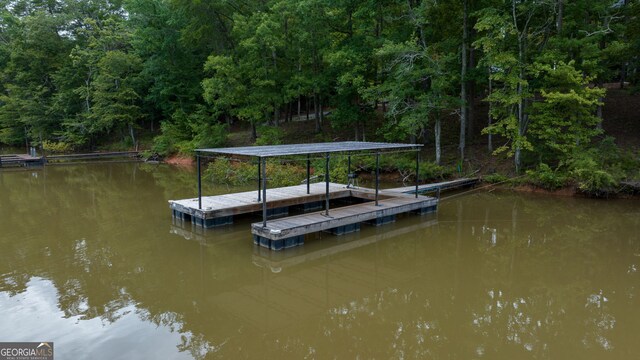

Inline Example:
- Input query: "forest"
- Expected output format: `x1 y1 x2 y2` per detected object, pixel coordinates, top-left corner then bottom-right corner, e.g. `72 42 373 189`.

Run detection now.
0 0 639 191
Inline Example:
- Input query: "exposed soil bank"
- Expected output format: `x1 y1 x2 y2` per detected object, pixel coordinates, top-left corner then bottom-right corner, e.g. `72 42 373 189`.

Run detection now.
165 155 194 166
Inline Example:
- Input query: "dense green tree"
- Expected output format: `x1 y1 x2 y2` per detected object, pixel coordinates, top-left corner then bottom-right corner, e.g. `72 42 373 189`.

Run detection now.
528 61 605 163
0 9 69 146
0 0 636 178
373 0 459 163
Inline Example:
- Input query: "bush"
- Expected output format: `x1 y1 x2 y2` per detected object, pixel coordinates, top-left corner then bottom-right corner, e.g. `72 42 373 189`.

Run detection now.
483 173 509 184
205 158 307 187
152 108 228 157
565 152 617 196
335 153 453 183
42 140 72 154
255 125 285 145
526 163 568 190
419 162 454 181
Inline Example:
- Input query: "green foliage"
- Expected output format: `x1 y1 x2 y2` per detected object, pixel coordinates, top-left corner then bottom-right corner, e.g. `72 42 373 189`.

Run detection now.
255 126 285 145
526 163 569 190
308 156 349 184
483 173 509 184
152 110 227 156
205 158 306 187
567 155 617 196
561 138 636 196
0 0 638 187
528 61 605 163
418 162 454 181
42 140 72 154
374 37 458 143
525 137 639 195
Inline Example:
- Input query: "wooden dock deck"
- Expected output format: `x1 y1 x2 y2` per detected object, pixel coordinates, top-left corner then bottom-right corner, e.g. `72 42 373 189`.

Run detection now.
0 154 44 168
170 182 357 226
250 193 436 250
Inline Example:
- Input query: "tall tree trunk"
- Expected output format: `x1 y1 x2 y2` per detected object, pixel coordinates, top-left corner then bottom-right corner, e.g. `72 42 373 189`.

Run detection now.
488 70 493 152
314 92 321 132
556 0 564 34
515 56 524 173
459 0 469 162
319 96 324 124
84 77 91 112
467 28 476 139
251 122 257 140
514 0 526 174
272 49 279 126
435 115 442 165
597 80 604 130
129 123 136 150
297 96 301 121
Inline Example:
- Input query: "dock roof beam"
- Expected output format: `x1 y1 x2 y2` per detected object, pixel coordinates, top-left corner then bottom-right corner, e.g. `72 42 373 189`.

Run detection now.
325 153 330 216
196 141 421 157
262 157 267 227
197 154 202 210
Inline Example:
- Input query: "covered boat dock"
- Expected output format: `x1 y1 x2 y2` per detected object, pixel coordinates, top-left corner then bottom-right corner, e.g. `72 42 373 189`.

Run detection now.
169 141 437 250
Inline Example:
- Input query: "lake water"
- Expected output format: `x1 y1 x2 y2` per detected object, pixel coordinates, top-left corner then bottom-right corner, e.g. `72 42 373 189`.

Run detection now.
0 162 639 359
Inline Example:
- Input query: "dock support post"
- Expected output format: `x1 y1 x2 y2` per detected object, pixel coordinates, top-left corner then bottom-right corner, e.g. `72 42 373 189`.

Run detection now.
375 152 380 206
325 152 330 216
415 149 419 198
257 158 261 201
262 157 267 227
197 154 202 210
306 154 310 194
347 152 351 188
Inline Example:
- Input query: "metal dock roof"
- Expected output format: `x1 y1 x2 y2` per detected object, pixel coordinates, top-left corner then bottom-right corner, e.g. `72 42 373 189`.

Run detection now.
196 141 421 158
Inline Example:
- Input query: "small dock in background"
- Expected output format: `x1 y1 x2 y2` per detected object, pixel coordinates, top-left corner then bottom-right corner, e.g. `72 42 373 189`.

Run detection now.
45 151 140 162
0 151 140 169
0 154 45 168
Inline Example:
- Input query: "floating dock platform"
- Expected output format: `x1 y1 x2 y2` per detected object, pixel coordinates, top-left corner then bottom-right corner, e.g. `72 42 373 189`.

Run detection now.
169 182 437 251
170 183 357 226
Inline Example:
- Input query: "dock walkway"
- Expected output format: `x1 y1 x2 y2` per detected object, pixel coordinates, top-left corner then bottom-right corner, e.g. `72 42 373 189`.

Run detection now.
45 151 140 162
251 193 436 250
386 178 478 194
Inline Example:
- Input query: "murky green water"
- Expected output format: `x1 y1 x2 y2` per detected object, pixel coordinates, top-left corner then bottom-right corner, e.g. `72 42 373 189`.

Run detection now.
1 162 639 359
